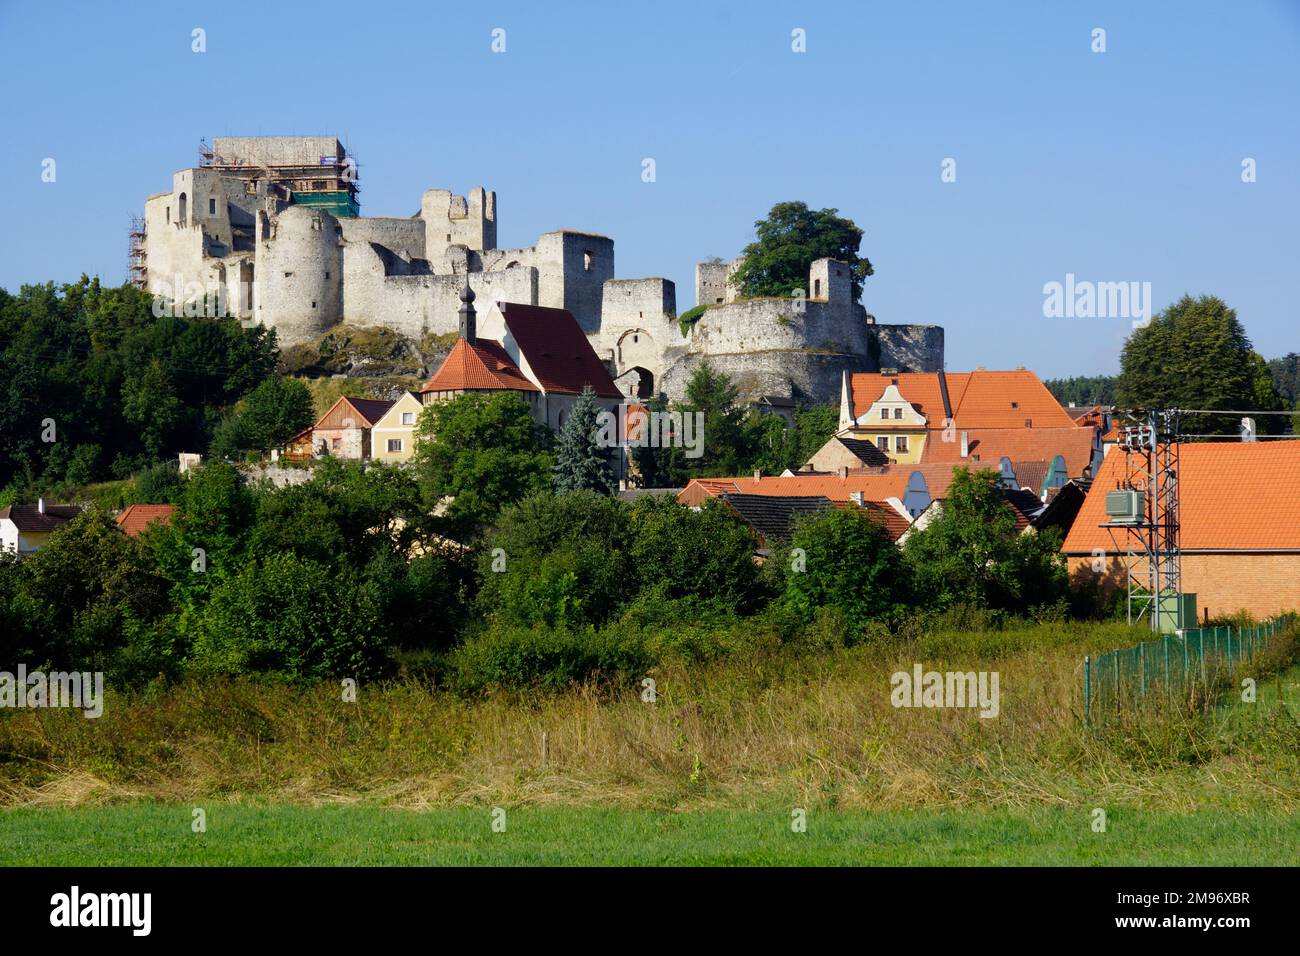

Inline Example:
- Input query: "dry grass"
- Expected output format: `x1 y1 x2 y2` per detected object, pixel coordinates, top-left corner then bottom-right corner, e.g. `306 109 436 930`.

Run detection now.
2 622 1298 813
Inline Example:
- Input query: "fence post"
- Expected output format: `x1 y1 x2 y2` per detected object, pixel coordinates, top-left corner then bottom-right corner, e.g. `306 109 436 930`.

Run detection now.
1084 656 1091 729
1199 630 1207 688
1163 636 1171 707
1138 643 1146 703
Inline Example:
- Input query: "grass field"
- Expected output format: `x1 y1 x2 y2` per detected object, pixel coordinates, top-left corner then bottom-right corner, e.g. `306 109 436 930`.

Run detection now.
2 804 1298 866
2 623 1298 866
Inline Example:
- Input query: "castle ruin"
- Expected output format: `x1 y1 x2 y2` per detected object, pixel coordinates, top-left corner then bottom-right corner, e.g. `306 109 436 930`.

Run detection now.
138 136 942 405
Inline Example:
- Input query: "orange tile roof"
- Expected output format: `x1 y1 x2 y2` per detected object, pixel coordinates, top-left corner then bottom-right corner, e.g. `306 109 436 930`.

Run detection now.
420 338 539 394
115 504 176 537
1062 441 1300 553
921 426 1097 479
850 370 1079 430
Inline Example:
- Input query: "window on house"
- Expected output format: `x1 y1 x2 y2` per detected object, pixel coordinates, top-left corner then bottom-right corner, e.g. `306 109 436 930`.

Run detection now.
893 407 903 419
165 207 170 223
387 439 403 453
583 251 593 271
877 436 889 451
401 412 415 425
209 198 216 215
331 437 341 450
1011 401 1019 409
324 272 330 279
896 436 909 453
880 408 889 419
814 279 822 297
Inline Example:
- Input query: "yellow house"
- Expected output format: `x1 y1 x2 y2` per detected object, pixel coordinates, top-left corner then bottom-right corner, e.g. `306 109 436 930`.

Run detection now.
846 381 929 463
369 391 423 463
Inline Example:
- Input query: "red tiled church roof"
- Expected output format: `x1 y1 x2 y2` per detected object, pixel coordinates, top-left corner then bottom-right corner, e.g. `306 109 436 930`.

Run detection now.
421 337 539 394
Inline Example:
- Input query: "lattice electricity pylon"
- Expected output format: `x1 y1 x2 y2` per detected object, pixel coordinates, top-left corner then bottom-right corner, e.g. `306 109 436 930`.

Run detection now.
1103 411 1184 632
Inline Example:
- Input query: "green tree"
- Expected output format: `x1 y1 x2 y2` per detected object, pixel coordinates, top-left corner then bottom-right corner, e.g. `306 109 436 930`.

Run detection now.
215 375 314 457
1117 295 1284 438
478 491 631 628
147 460 254 608
190 552 386 681
903 469 1066 613
628 496 759 610
731 201 873 301
413 392 554 542
552 386 615 494
13 509 171 673
130 461 184 504
780 506 908 634
678 361 749 477
1043 375 1117 408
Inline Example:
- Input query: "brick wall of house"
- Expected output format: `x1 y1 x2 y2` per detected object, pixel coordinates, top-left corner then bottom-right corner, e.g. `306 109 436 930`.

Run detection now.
1068 553 1300 620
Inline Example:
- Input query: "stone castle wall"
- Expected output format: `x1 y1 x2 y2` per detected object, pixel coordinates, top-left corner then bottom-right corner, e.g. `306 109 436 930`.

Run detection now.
142 144 945 407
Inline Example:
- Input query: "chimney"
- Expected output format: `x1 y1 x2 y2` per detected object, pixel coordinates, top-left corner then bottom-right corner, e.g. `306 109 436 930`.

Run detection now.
1240 417 1257 442
838 465 848 479
457 275 477 344
849 490 864 507
959 431 969 458
753 469 762 481
37 497 45 515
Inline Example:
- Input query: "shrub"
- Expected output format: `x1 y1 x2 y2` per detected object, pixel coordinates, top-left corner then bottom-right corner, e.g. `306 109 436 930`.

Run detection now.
448 622 650 693
478 491 631 628
628 497 760 610
780 506 908 637
190 552 387 681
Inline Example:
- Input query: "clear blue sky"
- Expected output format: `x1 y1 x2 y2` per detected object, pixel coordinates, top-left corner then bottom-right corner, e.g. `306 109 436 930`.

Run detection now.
2 0 1297 378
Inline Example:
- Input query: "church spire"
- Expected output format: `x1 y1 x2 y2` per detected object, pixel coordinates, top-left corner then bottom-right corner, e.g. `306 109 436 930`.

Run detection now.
458 274 476 344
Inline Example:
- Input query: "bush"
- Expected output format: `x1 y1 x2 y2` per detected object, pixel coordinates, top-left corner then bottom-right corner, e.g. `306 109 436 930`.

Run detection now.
477 491 630 628
448 622 650 693
628 497 760 610
190 552 388 681
780 506 908 637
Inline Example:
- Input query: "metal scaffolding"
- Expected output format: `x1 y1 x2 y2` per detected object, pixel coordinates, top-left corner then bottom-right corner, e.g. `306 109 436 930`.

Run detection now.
1104 411 1185 632
127 215 147 289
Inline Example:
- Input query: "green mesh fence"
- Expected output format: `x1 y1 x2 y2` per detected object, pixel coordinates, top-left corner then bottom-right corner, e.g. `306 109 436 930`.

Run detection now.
1083 614 1295 729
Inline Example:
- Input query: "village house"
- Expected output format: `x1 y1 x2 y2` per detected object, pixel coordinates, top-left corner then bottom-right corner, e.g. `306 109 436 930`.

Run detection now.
810 368 1101 480
1062 440 1300 620
369 392 424 463
0 500 83 555
292 395 396 462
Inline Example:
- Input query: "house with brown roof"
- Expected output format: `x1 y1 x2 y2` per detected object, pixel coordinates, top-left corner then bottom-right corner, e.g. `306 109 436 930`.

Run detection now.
307 395 396 461
0 500 83 555
1062 441 1300 619
115 504 176 537
420 282 623 433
